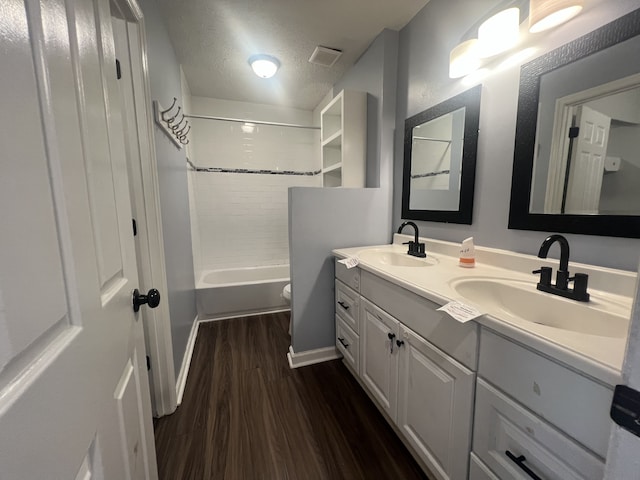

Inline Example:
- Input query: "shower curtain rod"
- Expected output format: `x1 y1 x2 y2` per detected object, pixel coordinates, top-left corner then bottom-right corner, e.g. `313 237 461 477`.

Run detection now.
413 136 452 143
184 114 320 130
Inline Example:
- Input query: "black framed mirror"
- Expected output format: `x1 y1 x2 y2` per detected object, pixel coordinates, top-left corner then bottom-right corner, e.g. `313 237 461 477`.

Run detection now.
402 85 481 224
509 8 640 238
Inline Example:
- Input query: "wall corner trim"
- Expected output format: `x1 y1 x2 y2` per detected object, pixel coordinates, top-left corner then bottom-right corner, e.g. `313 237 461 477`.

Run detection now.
175 316 200 405
287 345 341 369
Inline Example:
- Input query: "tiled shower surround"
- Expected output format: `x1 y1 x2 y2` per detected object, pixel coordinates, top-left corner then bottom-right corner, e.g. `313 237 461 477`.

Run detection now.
188 98 321 272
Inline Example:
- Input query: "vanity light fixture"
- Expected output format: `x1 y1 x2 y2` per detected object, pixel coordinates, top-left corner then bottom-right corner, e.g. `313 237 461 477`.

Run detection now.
478 7 521 57
249 54 280 78
449 39 481 79
529 0 583 33
449 0 585 79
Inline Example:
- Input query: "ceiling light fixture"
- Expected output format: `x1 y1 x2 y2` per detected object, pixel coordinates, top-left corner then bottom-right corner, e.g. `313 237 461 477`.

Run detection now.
478 7 520 58
529 0 583 33
249 54 280 79
449 39 481 79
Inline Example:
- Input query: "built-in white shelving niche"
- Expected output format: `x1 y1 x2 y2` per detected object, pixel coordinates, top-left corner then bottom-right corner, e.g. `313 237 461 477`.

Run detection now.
320 90 366 187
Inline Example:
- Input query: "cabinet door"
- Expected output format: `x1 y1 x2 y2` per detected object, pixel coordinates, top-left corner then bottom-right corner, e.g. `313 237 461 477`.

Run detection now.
397 325 475 480
360 298 399 420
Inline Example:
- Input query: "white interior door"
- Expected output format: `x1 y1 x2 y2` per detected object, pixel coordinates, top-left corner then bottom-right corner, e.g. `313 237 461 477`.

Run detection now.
565 105 611 214
0 0 157 478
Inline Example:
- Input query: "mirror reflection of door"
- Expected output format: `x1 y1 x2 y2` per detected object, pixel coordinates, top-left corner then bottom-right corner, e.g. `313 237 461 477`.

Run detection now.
565 105 611 214
509 10 640 237
541 74 640 215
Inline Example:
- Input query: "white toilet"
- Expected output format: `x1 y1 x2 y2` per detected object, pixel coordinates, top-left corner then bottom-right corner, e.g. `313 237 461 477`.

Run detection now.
282 283 292 334
282 283 291 304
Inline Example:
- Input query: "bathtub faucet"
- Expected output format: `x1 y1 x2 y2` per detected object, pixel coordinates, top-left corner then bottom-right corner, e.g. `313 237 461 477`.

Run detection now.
397 221 426 258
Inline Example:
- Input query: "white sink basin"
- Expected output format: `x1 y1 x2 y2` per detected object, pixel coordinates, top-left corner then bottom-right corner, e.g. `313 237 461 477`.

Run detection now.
450 277 629 338
358 249 438 267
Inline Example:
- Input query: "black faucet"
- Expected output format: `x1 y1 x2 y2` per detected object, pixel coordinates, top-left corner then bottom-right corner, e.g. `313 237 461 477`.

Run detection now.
397 221 426 258
534 234 589 302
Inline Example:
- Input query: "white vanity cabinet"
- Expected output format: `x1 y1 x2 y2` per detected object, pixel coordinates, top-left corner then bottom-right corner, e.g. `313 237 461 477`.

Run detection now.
360 297 400 419
335 261 478 480
333 239 633 480
335 279 359 332
470 328 611 479
359 297 476 480
397 325 475 480
335 261 361 374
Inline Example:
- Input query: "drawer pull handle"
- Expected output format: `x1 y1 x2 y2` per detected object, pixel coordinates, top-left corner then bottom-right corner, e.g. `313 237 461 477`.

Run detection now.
338 337 349 348
388 332 396 353
505 451 543 480
338 301 350 311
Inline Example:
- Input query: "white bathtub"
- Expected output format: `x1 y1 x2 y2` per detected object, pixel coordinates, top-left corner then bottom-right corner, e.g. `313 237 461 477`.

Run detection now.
196 265 290 319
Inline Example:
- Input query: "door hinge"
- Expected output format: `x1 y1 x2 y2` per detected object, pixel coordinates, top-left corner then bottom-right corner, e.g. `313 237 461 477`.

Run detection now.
132 218 137 236
611 384 640 438
146 355 151 371
116 58 122 80
568 126 579 138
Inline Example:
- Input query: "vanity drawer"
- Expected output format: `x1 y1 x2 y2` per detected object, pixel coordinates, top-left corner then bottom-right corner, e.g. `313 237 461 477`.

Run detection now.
335 259 360 292
336 315 359 374
473 379 604 480
469 453 499 480
478 328 613 458
335 280 359 333
360 269 478 370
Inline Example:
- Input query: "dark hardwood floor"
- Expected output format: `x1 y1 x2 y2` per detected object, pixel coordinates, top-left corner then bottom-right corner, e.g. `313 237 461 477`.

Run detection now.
154 312 429 479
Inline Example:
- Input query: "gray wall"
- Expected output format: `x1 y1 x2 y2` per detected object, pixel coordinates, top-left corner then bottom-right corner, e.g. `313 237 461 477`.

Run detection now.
335 28 399 235
289 188 389 352
393 0 640 271
600 123 640 214
287 29 401 354
140 0 197 372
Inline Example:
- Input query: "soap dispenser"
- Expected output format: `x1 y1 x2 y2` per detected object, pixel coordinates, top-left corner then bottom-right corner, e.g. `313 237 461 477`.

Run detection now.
459 237 475 268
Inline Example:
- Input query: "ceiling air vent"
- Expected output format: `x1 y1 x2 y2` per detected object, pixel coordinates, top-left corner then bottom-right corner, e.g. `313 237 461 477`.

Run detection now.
308 46 343 67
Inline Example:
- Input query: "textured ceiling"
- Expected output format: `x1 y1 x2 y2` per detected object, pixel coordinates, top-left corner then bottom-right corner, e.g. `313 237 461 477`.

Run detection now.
156 0 431 110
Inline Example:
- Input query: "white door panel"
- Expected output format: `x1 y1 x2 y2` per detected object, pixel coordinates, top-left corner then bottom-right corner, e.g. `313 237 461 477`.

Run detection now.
566 105 611 214
115 354 146 480
0 0 71 374
0 0 157 478
71 0 129 292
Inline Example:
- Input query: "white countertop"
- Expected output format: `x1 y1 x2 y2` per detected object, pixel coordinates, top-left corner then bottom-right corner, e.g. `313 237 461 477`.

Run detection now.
333 234 637 387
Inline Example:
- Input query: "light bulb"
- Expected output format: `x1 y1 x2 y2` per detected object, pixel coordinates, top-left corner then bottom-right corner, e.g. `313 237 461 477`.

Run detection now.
478 8 520 58
249 55 280 78
449 39 481 79
529 0 583 33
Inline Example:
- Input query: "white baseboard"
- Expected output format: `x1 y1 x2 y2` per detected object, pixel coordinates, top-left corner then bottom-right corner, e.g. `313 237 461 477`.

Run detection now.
197 307 291 323
175 316 199 406
287 344 340 369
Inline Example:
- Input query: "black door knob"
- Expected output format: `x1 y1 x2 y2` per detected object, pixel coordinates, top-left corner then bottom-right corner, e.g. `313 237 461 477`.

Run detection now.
132 288 160 312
